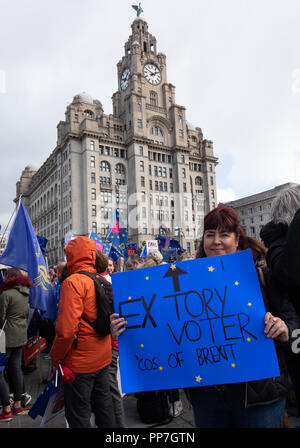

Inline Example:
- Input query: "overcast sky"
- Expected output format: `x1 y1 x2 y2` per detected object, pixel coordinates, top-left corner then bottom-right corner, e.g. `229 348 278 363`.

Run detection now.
1 0 300 232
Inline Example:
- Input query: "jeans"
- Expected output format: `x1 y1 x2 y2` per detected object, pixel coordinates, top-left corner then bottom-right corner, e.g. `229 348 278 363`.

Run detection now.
0 347 24 407
108 349 125 427
190 384 286 428
63 365 116 428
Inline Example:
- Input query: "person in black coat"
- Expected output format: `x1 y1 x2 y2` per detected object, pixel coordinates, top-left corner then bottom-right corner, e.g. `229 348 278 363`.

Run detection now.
260 184 300 415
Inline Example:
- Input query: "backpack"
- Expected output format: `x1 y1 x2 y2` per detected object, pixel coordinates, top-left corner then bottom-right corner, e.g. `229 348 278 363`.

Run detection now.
136 390 171 425
77 271 114 336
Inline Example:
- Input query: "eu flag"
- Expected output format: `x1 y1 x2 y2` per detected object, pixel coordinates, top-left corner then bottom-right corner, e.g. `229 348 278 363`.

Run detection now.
106 209 128 258
89 232 111 255
109 244 122 263
28 374 59 419
0 201 55 314
156 235 170 249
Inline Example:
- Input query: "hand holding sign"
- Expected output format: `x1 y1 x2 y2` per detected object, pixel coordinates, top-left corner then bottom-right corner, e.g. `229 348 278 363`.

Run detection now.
264 312 289 342
110 313 126 339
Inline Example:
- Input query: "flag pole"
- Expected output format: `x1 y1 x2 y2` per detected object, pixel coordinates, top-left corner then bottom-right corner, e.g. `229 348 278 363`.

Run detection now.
0 197 21 251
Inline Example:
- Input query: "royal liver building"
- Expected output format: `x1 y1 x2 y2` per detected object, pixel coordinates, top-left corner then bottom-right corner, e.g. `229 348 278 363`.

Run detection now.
15 13 218 266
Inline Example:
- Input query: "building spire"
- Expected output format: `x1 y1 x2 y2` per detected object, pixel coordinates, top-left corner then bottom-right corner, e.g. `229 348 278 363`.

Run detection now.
131 2 143 17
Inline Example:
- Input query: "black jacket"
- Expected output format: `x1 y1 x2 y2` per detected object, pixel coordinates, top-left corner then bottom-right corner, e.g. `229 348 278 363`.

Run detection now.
245 266 300 407
189 265 300 408
260 209 300 315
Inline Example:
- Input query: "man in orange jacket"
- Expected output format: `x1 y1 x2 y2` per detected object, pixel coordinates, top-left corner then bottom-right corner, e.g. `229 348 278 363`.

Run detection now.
50 237 115 427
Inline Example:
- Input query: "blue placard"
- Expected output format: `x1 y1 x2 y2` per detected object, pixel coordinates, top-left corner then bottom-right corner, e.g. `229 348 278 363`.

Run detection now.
111 250 280 394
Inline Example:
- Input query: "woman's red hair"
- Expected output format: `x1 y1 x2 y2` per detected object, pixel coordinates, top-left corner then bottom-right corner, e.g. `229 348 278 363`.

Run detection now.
195 205 249 258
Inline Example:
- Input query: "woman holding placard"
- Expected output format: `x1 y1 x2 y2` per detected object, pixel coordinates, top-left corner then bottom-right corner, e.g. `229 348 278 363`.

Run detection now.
189 205 299 428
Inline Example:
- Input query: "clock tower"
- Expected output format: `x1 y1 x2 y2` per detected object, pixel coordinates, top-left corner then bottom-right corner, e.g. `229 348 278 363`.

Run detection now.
17 8 218 265
111 13 218 249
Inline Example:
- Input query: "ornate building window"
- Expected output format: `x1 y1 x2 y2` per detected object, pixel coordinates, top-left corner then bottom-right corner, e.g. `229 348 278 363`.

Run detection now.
115 163 126 175
84 109 94 118
92 222 97 233
150 126 164 137
100 161 111 172
195 176 202 186
150 91 157 106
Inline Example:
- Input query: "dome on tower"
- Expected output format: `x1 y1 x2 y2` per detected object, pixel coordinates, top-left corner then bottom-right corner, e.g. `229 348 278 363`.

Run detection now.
72 92 94 104
187 121 196 131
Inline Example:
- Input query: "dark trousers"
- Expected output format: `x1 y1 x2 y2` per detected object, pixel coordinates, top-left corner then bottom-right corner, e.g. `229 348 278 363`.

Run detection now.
63 365 116 428
108 349 125 427
0 347 23 407
190 384 285 428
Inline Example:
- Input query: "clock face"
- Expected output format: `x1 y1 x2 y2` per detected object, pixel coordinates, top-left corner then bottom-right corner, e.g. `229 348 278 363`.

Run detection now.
143 63 162 85
120 68 131 91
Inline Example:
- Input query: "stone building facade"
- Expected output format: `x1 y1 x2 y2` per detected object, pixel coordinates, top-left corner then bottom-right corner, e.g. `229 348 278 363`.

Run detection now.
15 16 218 266
227 182 299 240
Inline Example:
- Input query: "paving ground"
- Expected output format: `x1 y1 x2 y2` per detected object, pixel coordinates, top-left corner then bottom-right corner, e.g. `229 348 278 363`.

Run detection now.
1 356 300 429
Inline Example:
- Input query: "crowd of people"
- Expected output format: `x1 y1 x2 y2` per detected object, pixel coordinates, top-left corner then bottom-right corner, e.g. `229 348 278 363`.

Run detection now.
1 184 300 428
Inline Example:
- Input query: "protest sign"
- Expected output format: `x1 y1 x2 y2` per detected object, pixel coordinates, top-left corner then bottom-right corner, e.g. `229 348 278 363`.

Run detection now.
146 240 158 252
161 248 177 263
24 336 47 366
111 250 280 393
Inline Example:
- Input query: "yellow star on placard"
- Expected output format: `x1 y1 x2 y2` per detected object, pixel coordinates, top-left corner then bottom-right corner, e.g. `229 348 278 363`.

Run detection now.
145 276 149 280
234 281 239 286
247 302 252 307
128 296 132 300
170 264 176 270
195 375 202 383
159 366 163 371
231 363 236 368
208 266 215 272
140 344 144 348
247 338 251 342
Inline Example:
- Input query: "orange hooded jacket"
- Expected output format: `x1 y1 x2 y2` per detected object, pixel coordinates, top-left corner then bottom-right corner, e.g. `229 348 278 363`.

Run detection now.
50 237 112 373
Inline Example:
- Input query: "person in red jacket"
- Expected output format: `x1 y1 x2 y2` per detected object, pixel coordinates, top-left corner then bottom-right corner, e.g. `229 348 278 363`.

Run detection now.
50 237 115 428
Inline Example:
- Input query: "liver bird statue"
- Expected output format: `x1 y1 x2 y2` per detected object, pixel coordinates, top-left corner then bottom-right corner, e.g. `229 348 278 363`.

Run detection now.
132 3 143 17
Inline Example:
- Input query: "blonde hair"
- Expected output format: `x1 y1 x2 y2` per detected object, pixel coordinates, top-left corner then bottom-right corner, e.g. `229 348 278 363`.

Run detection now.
143 259 157 268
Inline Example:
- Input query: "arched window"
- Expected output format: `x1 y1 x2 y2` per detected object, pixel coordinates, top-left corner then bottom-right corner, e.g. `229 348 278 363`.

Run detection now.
195 176 202 186
115 163 126 175
100 161 111 172
84 109 94 118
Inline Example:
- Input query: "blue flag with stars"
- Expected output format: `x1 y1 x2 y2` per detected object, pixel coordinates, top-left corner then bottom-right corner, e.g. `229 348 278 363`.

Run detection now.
109 244 122 263
89 232 111 255
0 201 55 315
106 209 128 258
28 374 59 419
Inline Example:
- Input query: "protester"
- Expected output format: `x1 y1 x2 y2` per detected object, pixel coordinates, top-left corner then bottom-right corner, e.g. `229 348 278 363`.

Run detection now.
0 268 32 422
188 205 299 428
146 249 163 265
142 258 156 268
107 257 118 275
260 185 300 416
95 251 125 427
50 237 115 428
126 254 144 270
